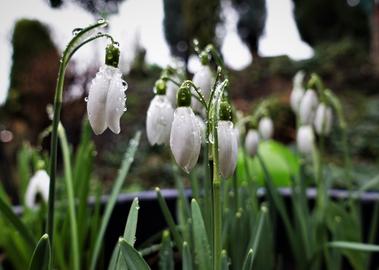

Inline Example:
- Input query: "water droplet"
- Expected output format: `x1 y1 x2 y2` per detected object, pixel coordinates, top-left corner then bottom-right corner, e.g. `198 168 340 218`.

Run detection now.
123 107 127 112
208 133 214 143
84 97 88 102
72 28 83 36
114 41 120 47
97 18 106 24
122 80 128 87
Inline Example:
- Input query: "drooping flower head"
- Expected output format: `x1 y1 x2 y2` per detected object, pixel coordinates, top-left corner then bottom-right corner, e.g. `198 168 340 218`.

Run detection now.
87 42 127 135
299 89 319 125
146 79 174 145
314 102 333 136
191 56 214 113
297 125 314 155
25 170 50 209
290 71 305 113
170 84 201 173
217 101 238 178
258 116 274 140
245 129 260 157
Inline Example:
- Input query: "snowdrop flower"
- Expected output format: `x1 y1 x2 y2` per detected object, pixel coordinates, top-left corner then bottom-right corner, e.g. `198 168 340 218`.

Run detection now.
87 43 127 135
299 89 319 125
146 80 174 145
314 103 333 136
195 115 206 144
245 129 260 157
170 85 201 173
217 102 238 178
25 170 50 209
290 71 305 113
297 125 314 155
191 64 213 113
258 117 274 140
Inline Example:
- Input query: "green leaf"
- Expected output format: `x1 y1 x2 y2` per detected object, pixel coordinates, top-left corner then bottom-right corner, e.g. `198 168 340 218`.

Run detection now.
109 197 140 270
191 199 212 270
182 242 193 270
0 196 35 248
118 238 151 270
328 241 379 252
28 234 50 270
90 131 141 270
159 231 174 270
221 250 229 270
156 187 183 252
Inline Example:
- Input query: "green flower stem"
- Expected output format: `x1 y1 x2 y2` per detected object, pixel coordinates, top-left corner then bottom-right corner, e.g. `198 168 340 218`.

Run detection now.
45 20 110 269
161 76 181 87
183 80 208 110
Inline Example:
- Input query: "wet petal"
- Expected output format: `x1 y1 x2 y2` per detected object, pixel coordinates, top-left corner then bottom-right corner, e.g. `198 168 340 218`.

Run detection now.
297 125 314 155
245 129 260 157
258 117 274 140
314 103 333 135
25 170 50 209
218 121 238 178
299 89 319 125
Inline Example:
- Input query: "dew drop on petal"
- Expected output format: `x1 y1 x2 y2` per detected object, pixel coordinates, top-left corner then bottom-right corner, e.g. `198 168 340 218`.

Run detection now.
84 97 88 102
97 18 105 24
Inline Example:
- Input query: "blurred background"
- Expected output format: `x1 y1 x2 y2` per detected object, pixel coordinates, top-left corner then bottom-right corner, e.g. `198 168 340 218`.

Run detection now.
0 0 378 203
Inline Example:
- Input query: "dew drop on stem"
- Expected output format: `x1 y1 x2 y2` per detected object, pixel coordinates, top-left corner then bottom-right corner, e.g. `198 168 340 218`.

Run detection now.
72 28 83 36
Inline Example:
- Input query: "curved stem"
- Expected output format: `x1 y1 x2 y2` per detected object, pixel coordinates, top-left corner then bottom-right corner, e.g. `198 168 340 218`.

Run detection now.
183 80 208 110
161 76 181 87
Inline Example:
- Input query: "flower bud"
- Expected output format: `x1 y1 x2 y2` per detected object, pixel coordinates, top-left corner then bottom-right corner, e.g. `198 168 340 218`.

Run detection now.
170 107 201 173
299 89 318 125
25 170 50 209
192 65 213 112
314 103 333 136
105 43 120 68
297 125 314 155
290 87 304 113
258 117 274 140
245 129 260 157
87 65 127 134
218 120 238 178
146 95 174 145
154 79 166 95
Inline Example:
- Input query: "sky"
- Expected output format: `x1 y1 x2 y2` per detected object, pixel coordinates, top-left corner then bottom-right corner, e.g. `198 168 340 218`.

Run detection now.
0 0 313 104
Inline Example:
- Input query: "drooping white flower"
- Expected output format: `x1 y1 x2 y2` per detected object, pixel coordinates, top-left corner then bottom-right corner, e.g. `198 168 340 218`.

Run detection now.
170 107 201 173
245 129 260 157
218 120 238 178
87 65 127 135
258 117 274 140
299 89 319 125
25 170 50 209
290 87 305 113
195 115 206 144
166 80 178 107
191 65 213 113
293 70 305 88
146 95 174 145
297 125 314 155
314 103 333 136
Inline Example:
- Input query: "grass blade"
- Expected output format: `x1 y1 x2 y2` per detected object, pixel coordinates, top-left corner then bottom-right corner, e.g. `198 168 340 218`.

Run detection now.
0 196 35 248
191 199 212 270
159 231 174 270
118 238 151 270
90 131 141 270
28 234 50 270
328 242 379 252
182 241 193 270
221 250 229 270
155 187 183 252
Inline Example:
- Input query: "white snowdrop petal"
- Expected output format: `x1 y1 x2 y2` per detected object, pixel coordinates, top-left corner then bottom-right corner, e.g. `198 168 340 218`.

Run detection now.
245 129 260 157
299 89 319 125
314 103 333 135
192 65 213 113
297 125 314 155
170 107 201 173
290 87 304 113
146 95 174 145
195 115 206 144
258 117 274 140
87 65 111 135
25 170 50 209
106 68 126 134
218 121 238 178
166 81 178 107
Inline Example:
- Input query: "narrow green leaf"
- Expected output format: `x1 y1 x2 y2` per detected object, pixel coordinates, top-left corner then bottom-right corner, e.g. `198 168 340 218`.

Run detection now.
191 199 212 270
242 249 254 270
159 231 174 270
118 238 151 270
156 187 183 252
182 242 193 270
328 241 379 252
109 197 140 270
221 250 229 270
90 131 141 270
0 196 35 248
28 234 50 270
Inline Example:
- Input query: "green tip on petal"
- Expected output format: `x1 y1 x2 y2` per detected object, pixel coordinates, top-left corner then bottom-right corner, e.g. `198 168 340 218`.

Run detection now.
155 79 166 95
177 85 191 107
105 43 120 68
